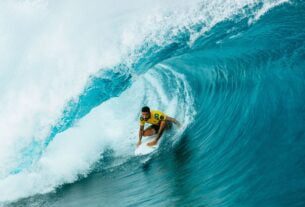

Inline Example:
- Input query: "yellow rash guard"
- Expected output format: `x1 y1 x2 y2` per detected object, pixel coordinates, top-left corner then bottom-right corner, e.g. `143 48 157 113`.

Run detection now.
139 110 167 126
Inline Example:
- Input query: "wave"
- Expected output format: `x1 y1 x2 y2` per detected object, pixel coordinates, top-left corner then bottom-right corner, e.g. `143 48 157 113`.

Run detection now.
0 0 300 204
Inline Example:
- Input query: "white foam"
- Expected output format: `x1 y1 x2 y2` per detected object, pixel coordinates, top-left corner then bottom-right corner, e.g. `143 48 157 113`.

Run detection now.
0 65 194 202
248 0 289 24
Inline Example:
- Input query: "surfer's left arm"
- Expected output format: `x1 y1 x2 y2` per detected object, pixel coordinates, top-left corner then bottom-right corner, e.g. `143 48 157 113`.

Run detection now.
137 125 144 147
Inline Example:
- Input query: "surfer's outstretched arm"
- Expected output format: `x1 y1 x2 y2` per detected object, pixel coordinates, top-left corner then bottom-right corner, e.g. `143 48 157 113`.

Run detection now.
166 116 181 127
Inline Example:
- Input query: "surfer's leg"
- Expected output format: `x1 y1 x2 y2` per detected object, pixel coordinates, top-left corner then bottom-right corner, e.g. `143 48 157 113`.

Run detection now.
143 125 157 136
156 121 167 140
147 121 167 146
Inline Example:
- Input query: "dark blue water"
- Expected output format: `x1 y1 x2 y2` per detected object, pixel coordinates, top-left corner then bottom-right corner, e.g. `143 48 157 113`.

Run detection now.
3 0 305 206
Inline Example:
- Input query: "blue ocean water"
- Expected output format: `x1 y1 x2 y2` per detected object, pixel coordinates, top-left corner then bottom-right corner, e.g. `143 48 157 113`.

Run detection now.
1 0 305 206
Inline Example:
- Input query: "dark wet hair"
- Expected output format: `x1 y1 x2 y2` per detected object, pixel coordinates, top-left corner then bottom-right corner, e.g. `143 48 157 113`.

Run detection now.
141 106 150 113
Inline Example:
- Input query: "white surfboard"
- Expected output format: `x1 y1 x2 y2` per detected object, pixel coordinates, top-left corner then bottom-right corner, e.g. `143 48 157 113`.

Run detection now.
135 135 159 156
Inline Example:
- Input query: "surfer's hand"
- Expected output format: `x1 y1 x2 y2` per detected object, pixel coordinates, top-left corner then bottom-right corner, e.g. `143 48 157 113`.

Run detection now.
136 140 141 147
147 139 157 146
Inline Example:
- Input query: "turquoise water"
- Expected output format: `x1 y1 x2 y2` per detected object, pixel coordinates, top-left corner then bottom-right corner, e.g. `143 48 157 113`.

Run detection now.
1 0 305 206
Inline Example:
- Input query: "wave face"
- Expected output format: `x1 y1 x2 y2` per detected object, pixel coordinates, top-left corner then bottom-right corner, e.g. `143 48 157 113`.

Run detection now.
1 0 305 206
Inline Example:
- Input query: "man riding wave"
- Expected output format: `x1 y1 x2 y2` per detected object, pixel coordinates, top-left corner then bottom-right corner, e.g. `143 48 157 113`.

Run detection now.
137 106 181 147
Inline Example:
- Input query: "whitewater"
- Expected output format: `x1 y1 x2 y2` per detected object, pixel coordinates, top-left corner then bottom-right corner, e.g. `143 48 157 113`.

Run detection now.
0 0 305 206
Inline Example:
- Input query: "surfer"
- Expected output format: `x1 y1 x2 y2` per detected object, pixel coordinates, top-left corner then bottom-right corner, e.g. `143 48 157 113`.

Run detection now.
137 106 181 147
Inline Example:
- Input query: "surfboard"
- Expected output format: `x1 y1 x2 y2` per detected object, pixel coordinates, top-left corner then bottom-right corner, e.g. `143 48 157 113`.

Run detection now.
135 135 159 156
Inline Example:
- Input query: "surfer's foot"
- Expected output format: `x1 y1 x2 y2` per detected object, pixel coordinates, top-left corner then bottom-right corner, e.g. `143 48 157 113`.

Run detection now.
147 139 157 146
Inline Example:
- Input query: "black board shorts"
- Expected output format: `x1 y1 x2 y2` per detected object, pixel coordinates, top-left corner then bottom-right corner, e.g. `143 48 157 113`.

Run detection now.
151 124 160 132
150 122 172 132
